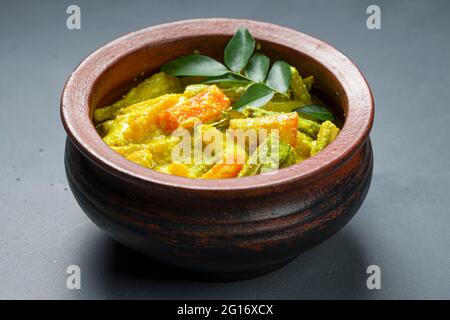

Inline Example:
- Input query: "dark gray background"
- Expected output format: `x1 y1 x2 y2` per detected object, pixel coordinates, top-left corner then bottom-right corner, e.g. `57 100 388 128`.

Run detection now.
1 0 449 299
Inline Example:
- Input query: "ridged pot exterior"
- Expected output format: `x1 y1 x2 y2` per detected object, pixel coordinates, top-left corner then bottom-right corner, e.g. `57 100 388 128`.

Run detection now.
65 136 373 279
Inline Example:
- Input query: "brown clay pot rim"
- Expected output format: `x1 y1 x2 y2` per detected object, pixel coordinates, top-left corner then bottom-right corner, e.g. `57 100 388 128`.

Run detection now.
61 18 374 192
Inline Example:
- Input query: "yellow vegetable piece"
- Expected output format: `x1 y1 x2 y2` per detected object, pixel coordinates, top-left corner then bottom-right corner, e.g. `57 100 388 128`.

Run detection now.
262 100 305 113
126 149 155 168
102 94 181 146
112 144 146 157
290 67 312 104
94 72 182 123
298 117 321 139
168 162 193 178
303 75 315 91
144 136 181 164
184 84 248 102
229 112 298 147
111 144 155 168
295 131 313 159
310 121 340 156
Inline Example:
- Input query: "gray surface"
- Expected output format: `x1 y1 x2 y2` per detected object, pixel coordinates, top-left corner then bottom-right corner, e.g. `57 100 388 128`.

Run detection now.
0 0 449 299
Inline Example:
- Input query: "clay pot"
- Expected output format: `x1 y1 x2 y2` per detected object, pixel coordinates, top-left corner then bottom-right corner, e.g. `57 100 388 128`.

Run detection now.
61 19 374 280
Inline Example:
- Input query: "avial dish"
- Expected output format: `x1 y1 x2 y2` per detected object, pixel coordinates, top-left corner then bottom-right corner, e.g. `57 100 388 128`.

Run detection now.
94 28 340 179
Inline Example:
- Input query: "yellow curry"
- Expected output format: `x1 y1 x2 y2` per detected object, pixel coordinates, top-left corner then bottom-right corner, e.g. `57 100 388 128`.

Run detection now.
94 28 339 179
94 69 339 178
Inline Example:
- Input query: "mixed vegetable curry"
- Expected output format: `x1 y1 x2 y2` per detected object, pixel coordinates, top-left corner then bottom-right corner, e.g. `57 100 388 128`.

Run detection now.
94 28 340 179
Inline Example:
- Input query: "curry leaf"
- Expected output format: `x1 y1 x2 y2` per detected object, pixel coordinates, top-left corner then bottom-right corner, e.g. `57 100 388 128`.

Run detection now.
266 60 291 93
233 83 274 110
161 55 228 77
224 27 255 72
201 73 251 85
294 105 334 121
244 53 270 82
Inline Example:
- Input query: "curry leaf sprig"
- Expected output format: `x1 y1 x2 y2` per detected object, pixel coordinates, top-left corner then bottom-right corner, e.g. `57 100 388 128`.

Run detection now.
161 27 292 110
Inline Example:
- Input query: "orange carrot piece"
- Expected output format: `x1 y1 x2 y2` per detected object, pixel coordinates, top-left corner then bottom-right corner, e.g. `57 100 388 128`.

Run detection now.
201 161 243 179
158 85 230 132
201 146 246 179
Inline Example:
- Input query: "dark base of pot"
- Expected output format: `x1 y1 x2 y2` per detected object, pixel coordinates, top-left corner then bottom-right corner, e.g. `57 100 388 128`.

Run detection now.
65 138 373 282
156 256 296 282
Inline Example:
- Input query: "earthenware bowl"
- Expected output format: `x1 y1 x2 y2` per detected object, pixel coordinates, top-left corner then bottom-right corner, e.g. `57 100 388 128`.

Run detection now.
61 18 374 280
